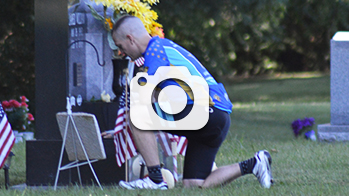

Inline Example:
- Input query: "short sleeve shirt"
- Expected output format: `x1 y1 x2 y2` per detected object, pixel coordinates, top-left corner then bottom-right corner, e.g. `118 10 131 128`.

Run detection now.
142 36 233 113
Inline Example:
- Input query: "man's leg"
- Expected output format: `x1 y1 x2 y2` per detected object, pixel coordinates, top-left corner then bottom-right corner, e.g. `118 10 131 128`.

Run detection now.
129 116 167 181
128 118 159 166
118 115 168 189
183 163 241 188
177 106 236 188
180 136 242 188
183 150 272 188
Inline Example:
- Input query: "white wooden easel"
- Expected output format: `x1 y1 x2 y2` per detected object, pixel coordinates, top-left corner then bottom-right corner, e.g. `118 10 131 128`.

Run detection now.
54 98 106 190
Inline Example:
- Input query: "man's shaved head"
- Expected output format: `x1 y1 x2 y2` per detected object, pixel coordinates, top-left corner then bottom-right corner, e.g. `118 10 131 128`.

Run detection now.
112 16 149 41
111 16 152 60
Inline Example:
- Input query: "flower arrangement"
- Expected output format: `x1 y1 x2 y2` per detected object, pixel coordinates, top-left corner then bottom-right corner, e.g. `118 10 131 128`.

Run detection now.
291 117 316 140
87 0 164 58
1 96 35 132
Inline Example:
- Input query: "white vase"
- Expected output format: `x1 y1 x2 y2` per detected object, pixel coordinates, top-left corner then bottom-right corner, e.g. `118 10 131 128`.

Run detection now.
13 130 23 143
22 132 35 140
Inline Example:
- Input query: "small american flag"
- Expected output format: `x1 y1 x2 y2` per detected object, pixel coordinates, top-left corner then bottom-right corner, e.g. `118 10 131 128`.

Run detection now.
157 132 187 157
113 57 187 167
134 57 145 67
0 104 15 168
113 89 188 167
113 90 138 167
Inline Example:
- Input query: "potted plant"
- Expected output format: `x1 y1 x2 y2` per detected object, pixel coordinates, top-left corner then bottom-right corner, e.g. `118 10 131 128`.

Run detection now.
1 96 35 141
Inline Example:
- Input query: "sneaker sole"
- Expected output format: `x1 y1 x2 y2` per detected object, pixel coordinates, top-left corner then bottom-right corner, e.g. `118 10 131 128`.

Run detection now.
263 150 274 185
119 180 168 190
119 181 135 190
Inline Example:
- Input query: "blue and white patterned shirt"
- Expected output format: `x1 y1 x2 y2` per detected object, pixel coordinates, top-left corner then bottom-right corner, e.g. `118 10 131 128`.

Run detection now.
142 36 233 114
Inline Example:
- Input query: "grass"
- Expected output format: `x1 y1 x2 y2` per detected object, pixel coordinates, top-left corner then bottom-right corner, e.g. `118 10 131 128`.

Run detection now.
226 73 330 103
2 73 348 195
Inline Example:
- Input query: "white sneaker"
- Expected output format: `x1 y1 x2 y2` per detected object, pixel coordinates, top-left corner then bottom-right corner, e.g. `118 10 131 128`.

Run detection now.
119 177 168 190
252 150 273 188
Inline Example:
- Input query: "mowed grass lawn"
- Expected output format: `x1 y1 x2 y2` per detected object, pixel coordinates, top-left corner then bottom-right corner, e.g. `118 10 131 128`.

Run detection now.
2 73 349 196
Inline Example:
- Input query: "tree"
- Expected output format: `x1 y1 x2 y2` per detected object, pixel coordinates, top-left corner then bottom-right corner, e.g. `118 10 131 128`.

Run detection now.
0 0 35 108
156 0 287 79
155 0 349 76
278 0 349 71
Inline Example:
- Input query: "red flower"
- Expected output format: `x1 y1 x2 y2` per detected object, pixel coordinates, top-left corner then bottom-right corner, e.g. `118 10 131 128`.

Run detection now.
21 102 28 108
2 101 10 109
20 96 29 103
9 99 21 108
3 96 35 132
27 113 34 121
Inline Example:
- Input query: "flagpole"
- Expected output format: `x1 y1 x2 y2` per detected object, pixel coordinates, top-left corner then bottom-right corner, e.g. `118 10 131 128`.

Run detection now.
170 138 178 183
124 68 129 182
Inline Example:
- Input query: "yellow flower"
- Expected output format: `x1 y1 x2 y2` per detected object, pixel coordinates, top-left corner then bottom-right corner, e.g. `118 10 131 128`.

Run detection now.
105 18 113 30
150 27 164 38
143 0 159 5
93 0 115 7
152 20 162 28
90 0 163 39
118 0 138 13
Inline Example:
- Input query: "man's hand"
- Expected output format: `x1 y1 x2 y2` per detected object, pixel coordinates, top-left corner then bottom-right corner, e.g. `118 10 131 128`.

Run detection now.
101 131 113 138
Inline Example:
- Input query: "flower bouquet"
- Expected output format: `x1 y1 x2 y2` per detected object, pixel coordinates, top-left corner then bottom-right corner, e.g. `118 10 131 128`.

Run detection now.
1 96 35 132
87 0 164 58
291 117 316 140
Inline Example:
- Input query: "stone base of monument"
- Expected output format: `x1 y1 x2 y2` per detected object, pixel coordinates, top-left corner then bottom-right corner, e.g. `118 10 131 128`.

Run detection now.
317 124 349 142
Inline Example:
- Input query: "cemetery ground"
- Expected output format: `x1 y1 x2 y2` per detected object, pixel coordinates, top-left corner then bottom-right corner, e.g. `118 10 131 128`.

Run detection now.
1 72 349 195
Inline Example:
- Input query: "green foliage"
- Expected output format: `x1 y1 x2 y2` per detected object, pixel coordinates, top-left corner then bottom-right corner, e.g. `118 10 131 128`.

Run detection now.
6 108 28 131
0 0 35 111
155 0 349 79
86 4 120 53
278 0 349 71
155 0 286 77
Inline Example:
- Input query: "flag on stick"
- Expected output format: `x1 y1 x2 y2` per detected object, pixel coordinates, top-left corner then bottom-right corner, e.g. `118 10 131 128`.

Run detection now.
171 137 178 182
113 57 187 169
113 94 138 167
0 104 15 168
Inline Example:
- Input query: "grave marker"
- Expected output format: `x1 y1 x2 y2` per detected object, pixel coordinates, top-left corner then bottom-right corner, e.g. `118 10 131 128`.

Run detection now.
68 0 115 101
318 31 349 141
28 0 125 186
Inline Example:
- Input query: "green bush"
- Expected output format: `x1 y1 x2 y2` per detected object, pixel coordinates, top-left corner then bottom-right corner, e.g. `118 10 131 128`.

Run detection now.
156 0 349 78
0 0 35 107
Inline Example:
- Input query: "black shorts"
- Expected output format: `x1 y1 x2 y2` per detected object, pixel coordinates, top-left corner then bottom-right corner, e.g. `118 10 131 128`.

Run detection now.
164 105 231 179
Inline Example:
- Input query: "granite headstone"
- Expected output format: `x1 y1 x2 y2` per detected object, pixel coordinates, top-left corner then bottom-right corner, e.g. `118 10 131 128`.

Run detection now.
68 0 115 102
28 0 125 186
318 31 349 141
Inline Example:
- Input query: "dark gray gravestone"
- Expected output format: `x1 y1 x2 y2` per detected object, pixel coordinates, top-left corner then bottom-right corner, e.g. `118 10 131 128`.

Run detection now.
318 32 349 141
68 0 115 102
28 0 125 186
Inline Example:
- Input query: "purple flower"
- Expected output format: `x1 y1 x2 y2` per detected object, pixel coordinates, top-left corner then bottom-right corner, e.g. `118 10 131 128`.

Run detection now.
302 117 315 127
291 119 303 137
291 117 315 137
